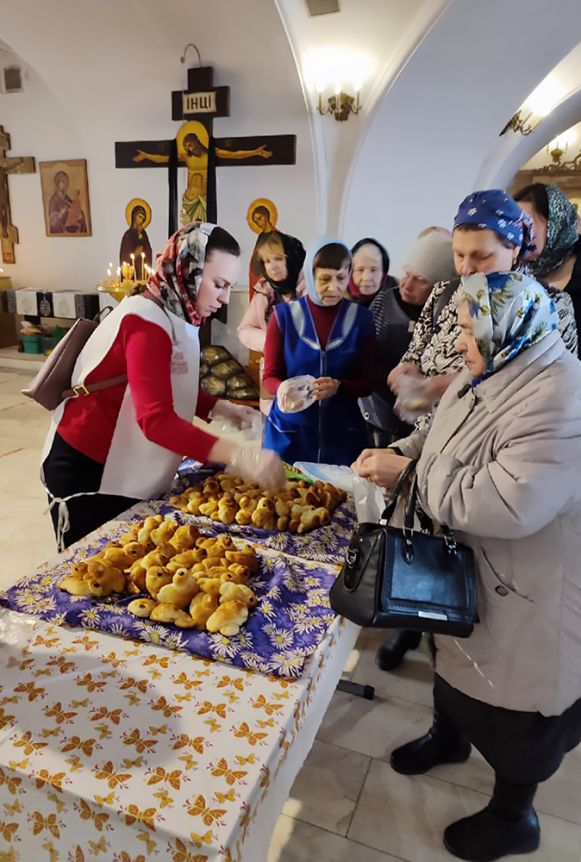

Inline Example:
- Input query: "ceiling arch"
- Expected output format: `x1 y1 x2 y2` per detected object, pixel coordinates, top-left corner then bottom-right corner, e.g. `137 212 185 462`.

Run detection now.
476 43 581 189
338 0 581 270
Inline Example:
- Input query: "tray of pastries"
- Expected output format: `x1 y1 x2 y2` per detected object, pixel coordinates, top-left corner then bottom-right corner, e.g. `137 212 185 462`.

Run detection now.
168 472 347 535
58 515 260 638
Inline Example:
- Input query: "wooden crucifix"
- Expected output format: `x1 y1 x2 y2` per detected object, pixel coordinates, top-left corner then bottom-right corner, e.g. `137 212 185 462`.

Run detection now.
115 65 296 235
0 126 36 264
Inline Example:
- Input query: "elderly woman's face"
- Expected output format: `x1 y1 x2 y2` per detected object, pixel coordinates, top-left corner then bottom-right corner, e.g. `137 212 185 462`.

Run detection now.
455 304 486 377
399 267 432 306
314 264 350 305
517 200 547 259
352 244 383 296
453 228 517 276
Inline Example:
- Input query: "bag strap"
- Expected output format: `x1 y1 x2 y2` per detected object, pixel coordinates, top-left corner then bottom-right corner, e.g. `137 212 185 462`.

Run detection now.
432 277 460 328
93 305 114 323
379 458 417 524
404 474 458 551
61 375 128 400
61 294 169 401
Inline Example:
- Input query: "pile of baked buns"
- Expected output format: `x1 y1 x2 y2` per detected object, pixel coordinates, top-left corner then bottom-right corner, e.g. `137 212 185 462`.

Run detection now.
58 515 259 637
169 472 347 534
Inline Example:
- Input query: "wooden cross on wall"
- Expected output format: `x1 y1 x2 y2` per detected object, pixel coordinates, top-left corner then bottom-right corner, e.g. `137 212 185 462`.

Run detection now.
0 126 36 264
115 65 296 235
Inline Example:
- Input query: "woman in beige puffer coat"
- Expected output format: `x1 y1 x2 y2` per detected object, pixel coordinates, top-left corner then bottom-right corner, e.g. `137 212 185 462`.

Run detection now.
353 270 581 862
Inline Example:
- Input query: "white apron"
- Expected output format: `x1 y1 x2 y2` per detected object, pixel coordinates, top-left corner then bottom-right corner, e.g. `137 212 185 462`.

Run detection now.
42 295 200 505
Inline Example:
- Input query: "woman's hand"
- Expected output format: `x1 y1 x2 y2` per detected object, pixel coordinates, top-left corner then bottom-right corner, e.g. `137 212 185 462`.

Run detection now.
312 377 339 401
207 441 285 491
387 363 421 395
226 446 285 491
211 400 259 430
351 449 412 490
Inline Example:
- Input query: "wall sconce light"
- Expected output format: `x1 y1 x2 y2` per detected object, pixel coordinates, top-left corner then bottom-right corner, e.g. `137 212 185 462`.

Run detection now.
305 47 373 123
499 74 564 137
531 129 581 174
317 88 361 121
500 108 535 137
546 138 567 166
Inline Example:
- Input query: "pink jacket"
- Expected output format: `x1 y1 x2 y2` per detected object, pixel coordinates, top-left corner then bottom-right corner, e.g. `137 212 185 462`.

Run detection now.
237 275 306 353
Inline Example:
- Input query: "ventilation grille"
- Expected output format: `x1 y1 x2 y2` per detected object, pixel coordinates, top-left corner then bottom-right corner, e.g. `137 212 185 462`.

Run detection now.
304 0 340 15
2 66 22 94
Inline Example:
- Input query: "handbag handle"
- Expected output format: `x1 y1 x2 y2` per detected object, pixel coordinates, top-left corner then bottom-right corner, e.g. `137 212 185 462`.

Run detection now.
379 458 417 525
403 474 459 558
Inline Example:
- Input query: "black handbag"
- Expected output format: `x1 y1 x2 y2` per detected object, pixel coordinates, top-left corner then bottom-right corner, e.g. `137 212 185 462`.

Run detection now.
330 462 479 637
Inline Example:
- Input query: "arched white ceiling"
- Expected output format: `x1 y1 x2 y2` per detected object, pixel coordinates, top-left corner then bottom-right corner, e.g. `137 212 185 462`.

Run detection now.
476 42 581 188
336 0 581 271
275 0 452 233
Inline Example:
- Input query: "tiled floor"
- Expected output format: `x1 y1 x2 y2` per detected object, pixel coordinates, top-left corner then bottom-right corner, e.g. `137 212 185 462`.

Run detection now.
1 368 580 862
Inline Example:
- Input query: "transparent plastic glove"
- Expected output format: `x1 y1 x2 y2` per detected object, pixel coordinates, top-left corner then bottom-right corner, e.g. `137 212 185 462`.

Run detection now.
226 446 286 492
277 375 316 413
210 400 259 431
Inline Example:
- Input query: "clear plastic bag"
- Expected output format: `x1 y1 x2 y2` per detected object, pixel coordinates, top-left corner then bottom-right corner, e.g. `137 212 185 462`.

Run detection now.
394 375 434 423
277 375 316 413
211 410 263 441
352 474 386 524
294 462 355 493
0 609 38 654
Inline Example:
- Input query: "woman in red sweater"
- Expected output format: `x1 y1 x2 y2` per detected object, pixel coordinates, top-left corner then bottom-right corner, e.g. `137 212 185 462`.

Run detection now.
42 222 284 549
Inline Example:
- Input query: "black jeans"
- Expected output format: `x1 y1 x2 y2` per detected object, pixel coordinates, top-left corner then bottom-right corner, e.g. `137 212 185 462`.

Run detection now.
43 433 139 549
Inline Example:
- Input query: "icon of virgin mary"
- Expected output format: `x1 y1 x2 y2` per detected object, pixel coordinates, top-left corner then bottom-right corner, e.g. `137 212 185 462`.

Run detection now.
119 198 153 280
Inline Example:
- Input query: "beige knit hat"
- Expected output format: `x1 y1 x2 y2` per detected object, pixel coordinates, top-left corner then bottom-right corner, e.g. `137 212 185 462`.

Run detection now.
403 232 456 285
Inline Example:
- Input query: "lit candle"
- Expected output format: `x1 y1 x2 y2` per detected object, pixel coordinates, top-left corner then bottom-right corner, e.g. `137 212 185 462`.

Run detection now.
141 252 145 280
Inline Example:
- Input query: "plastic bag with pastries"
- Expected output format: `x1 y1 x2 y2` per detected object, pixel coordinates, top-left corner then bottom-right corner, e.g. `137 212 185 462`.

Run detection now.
209 400 262 439
276 375 316 413
394 375 435 423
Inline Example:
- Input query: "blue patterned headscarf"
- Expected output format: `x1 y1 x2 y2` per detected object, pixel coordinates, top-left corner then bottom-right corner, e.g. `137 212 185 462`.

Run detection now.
454 190 537 261
458 271 558 382
304 236 351 307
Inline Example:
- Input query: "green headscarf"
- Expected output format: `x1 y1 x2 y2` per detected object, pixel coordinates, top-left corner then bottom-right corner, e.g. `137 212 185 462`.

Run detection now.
528 185 578 278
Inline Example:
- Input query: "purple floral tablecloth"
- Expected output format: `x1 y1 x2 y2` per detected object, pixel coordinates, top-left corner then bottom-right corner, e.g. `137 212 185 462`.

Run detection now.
0 509 339 678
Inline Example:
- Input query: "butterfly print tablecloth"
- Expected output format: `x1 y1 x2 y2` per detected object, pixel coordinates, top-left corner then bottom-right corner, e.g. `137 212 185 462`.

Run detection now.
0 608 358 861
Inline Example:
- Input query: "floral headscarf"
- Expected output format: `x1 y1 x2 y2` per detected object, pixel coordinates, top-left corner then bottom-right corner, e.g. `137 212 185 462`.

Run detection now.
454 190 537 262
527 185 578 279
147 221 215 326
459 271 558 383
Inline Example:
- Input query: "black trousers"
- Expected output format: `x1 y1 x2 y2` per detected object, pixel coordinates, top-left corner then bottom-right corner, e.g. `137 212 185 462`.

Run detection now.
43 433 139 549
434 673 581 785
